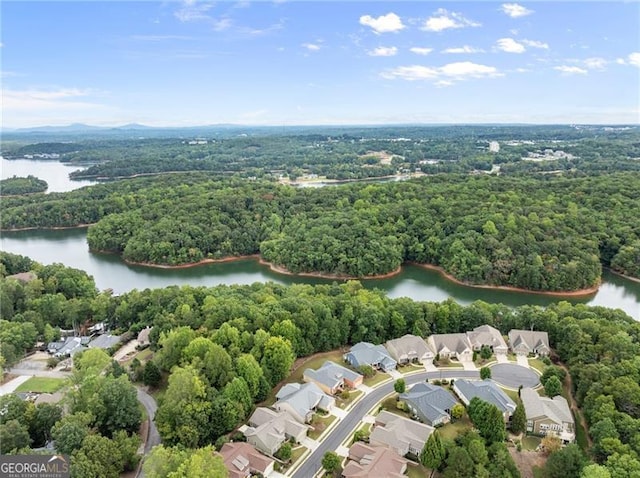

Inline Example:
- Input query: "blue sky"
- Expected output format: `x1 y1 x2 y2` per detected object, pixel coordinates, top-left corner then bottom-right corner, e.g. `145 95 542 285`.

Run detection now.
2 1 639 127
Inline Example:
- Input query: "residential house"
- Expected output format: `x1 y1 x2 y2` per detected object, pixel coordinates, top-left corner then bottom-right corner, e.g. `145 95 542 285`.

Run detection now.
137 326 152 348
303 361 363 395
521 387 575 442
48 336 90 358
243 407 308 456
344 342 397 372
385 334 435 365
453 379 517 421
399 382 458 426
370 411 434 457
508 330 550 356
88 334 121 350
466 325 508 355
342 442 407 478
274 382 335 423
427 333 473 362
218 442 275 478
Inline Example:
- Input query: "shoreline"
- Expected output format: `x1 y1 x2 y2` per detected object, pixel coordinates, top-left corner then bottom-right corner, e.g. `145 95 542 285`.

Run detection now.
606 267 640 284
413 263 601 297
258 258 403 280
1 224 94 232
112 253 262 269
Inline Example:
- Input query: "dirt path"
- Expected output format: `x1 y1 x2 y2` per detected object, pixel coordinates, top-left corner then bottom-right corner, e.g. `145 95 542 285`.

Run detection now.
558 362 593 448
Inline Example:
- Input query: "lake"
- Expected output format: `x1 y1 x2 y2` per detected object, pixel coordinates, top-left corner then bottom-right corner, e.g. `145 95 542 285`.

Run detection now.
1 157 96 192
1 228 639 320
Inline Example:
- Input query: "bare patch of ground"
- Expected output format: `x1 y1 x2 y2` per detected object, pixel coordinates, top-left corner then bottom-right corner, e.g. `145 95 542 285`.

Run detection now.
509 449 546 478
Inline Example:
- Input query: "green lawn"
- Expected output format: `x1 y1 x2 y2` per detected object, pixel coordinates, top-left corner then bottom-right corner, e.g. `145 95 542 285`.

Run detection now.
14 377 67 393
406 462 432 478
121 347 153 367
528 358 546 373
438 416 473 441
522 435 541 451
286 350 346 384
435 360 464 369
399 364 424 374
364 371 390 387
308 413 337 440
338 390 363 409
533 466 546 478
286 446 308 470
379 396 409 418
499 386 520 403
474 356 495 367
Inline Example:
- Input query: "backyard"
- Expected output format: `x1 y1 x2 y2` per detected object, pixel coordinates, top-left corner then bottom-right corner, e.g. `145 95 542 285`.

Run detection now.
14 376 67 393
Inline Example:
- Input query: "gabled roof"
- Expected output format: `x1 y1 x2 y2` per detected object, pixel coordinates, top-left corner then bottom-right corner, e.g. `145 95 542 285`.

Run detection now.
245 407 307 449
467 325 508 350
347 342 396 369
508 330 550 352
343 443 407 478
521 388 573 425
454 379 516 414
137 327 152 344
88 334 121 350
219 442 273 478
304 361 362 389
275 382 334 420
429 333 472 354
385 334 433 361
400 382 458 423
371 411 433 453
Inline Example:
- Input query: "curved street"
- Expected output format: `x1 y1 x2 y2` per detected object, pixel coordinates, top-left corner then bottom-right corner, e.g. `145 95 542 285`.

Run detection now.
135 386 161 478
292 370 479 478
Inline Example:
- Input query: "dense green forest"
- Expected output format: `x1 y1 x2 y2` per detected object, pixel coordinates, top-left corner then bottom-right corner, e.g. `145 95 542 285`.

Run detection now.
1 253 639 477
2 173 639 290
0 175 48 195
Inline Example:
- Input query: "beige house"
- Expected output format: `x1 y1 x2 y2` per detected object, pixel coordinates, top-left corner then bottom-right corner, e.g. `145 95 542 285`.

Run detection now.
303 361 363 395
427 333 473 362
218 442 274 478
370 411 434 457
385 334 435 365
466 325 508 355
521 387 575 442
137 326 152 347
243 407 308 456
508 330 550 356
274 382 335 423
342 443 407 478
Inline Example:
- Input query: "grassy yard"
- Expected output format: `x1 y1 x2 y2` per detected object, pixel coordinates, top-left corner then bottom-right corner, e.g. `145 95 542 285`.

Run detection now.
379 396 408 418
286 350 346 384
500 386 520 403
14 377 67 393
337 390 363 409
522 435 541 451
121 347 153 368
435 359 464 369
288 446 308 468
308 413 337 440
399 364 424 374
364 371 390 387
533 466 546 478
474 356 495 367
438 416 473 441
406 462 432 478
528 358 546 373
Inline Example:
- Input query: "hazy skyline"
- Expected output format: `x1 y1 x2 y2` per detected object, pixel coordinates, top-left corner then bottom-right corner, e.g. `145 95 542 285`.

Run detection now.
2 1 639 128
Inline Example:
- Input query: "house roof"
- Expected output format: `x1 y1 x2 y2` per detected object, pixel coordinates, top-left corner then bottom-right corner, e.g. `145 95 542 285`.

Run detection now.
219 442 273 478
454 379 516 414
275 382 334 420
429 333 472 354
88 334 121 350
521 388 574 425
400 382 458 424
385 335 433 361
137 327 152 344
303 361 362 389
54 337 87 357
371 411 433 453
508 330 550 352
467 325 508 350
343 443 407 478
347 342 396 369
245 407 307 450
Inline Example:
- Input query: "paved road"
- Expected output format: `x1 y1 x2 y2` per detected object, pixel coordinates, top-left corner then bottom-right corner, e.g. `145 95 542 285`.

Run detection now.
292 370 479 478
135 386 161 478
490 363 539 388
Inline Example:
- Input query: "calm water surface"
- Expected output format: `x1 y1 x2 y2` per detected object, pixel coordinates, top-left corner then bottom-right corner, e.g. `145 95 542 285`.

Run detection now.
1 157 96 192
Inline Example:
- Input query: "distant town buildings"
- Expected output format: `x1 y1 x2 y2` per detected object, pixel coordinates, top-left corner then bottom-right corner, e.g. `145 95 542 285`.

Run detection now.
489 141 500 153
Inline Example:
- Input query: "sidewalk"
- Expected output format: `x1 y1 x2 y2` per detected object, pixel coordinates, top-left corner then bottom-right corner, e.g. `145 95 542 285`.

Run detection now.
0 375 30 396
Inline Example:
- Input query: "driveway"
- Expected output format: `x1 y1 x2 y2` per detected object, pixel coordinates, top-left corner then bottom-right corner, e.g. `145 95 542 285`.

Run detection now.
490 363 540 389
516 355 530 368
135 387 161 478
0 376 31 396
496 354 509 364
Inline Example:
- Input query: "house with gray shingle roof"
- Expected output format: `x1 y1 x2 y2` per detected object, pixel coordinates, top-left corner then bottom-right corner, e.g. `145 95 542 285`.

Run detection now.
342 443 407 478
467 325 508 355
243 407 308 456
453 379 517 421
274 382 335 423
344 342 397 372
385 334 435 365
399 382 458 426
508 330 550 356
88 334 121 350
303 361 363 395
521 387 575 442
371 411 434 457
427 333 473 362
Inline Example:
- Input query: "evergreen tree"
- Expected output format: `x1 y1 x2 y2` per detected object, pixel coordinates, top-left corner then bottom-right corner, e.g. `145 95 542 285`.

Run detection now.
420 430 447 471
511 401 526 435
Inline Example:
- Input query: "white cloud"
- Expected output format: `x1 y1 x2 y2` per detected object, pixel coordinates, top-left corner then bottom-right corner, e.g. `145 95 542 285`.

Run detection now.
382 61 501 83
422 9 480 32
174 0 215 22
359 13 405 34
369 46 398 57
496 38 525 53
554 65 588 75
583 57 607 70
628 52 640 67
501 3 533 18
515 68 531 73
131 35 194 42
302 43 321 51
410 47 433 56
522 39 549 49
442 45 484 54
